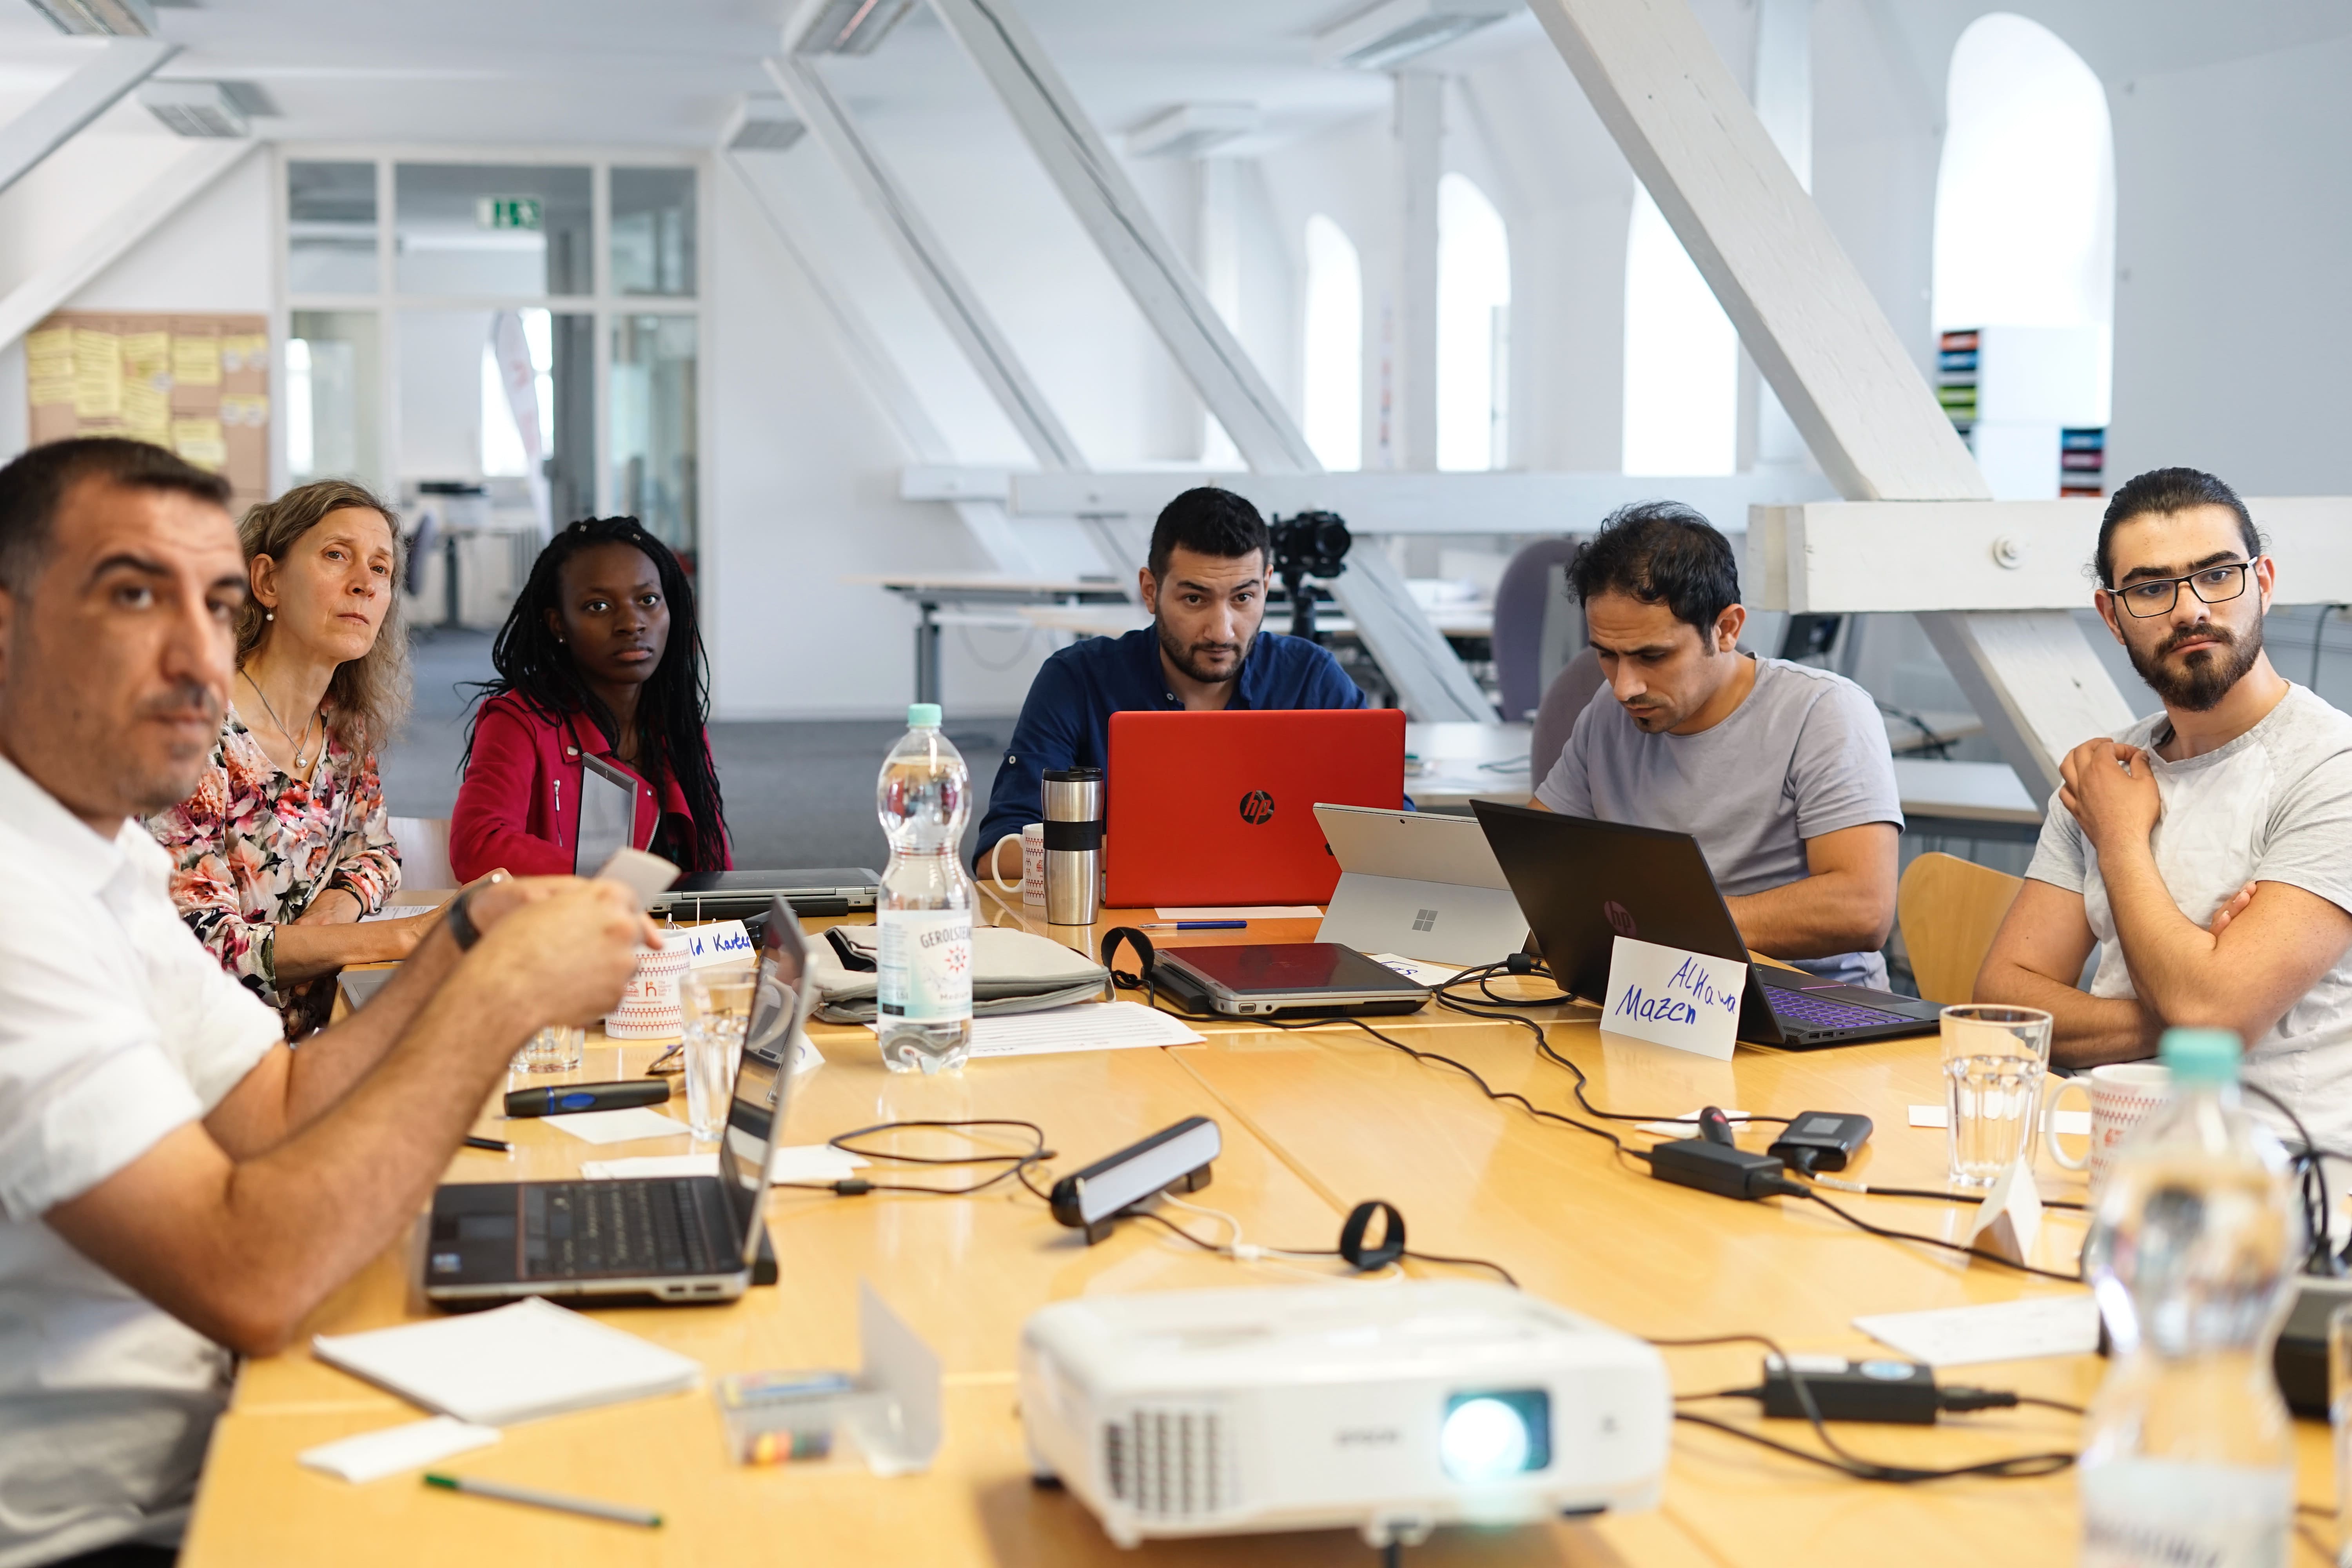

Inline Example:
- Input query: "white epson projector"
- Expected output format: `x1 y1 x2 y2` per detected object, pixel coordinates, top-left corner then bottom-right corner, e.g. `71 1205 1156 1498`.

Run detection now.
1018 1281 1670 1548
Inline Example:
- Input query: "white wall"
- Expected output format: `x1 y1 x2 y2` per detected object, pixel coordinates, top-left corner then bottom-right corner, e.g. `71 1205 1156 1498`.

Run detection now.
704 163 1049 720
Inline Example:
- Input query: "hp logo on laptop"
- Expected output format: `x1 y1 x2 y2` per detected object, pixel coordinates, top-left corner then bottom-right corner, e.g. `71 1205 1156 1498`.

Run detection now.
1238 789 1277 825
1412 909 1439 933
1603 900 1637 938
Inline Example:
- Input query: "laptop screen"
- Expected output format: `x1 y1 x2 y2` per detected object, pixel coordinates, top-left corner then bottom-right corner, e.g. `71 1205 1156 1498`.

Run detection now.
714 897 810 1261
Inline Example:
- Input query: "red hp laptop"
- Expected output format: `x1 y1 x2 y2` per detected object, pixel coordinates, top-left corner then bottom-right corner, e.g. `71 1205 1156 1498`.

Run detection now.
1104 709 1406 906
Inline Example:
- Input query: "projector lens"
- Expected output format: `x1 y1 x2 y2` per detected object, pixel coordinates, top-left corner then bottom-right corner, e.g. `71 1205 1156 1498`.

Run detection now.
1440 1389 1551 1481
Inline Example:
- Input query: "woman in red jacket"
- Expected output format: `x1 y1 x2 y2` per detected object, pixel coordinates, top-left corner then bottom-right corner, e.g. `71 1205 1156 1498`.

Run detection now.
451 516 731 880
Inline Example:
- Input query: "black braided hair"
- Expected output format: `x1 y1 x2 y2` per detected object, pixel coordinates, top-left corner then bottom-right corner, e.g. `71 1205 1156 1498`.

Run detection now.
465 517 728 871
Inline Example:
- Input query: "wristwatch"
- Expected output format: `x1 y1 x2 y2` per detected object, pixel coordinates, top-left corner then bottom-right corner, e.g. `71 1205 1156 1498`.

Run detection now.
445 888 482 952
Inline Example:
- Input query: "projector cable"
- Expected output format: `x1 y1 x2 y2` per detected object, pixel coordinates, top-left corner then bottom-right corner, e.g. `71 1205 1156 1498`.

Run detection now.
1122 1196 1520 1289
771 1118 1054 1198
1650 1332 2077 1483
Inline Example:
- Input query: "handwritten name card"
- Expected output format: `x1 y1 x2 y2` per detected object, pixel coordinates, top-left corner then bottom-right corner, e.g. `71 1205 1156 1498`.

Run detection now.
1600 936 1745 1060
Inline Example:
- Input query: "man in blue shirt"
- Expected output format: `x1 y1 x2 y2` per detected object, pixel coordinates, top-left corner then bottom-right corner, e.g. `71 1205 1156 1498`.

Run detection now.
975 486 1366 861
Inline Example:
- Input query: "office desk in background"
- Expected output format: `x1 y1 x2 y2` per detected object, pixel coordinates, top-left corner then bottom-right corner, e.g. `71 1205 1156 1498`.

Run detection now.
182 899 2336 1566
845 574 1134 707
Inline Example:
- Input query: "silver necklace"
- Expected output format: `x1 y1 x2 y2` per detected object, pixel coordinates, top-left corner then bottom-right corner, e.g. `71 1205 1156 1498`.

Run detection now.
241 670 321 770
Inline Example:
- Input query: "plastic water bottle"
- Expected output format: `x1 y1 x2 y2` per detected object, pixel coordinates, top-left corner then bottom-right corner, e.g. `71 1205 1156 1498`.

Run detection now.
2078 1028 2301 1568
875 703 974 1073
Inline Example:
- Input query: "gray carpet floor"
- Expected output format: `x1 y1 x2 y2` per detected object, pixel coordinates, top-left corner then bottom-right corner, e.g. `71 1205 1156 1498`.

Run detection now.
381 630 994 871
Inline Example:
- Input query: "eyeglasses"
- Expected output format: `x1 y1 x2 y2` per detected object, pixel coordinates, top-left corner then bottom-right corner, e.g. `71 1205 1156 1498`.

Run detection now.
2106 561 2253 618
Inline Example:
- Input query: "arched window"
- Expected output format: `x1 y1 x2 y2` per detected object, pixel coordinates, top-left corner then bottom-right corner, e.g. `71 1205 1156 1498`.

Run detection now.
1622 186 1737 477
1437 173 1510 472
1933 11 2115 465
1301 214 1363 472
1935 15 2113 342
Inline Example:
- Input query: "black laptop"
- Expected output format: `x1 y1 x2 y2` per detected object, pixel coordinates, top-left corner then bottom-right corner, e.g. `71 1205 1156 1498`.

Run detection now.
423 896 811 1307
649 869 879 921
1471 802 1943 1049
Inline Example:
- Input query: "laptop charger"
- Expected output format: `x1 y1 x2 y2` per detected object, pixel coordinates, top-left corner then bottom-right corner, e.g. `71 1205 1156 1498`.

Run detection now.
1646 1138 1804 1201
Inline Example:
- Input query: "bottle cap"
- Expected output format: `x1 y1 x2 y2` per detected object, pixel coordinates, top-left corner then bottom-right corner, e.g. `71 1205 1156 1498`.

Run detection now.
907 703 943 728
2157 1027 2242 1082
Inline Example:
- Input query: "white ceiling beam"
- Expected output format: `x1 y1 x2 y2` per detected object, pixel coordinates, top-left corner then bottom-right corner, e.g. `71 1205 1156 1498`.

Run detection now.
1759 497 2352 612
989 466 1836 535
0 37 177 198
921 0 1497 724
761 51 1087 474
0 138 250 352
1528 0 2134 803
924 0 1318 476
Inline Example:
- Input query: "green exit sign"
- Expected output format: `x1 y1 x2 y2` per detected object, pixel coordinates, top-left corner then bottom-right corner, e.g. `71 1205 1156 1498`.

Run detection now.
475 196 542 231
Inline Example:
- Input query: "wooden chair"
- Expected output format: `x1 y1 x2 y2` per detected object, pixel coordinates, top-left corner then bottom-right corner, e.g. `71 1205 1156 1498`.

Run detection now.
1897 851 2024 1004
386 815 456 896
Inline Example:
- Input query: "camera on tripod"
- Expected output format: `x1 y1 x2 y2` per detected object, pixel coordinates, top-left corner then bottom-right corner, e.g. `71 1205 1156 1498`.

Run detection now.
1269 510 1352 642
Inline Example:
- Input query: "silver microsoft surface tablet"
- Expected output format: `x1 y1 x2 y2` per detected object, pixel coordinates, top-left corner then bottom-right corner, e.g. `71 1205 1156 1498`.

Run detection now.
1312 804 1530 968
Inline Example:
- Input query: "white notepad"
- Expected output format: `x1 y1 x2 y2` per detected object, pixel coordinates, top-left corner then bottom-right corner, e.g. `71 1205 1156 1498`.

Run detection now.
312 1297 702 1426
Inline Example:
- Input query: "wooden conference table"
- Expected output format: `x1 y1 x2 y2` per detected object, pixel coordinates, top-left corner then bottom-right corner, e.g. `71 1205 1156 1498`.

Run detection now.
180 895 2337 1566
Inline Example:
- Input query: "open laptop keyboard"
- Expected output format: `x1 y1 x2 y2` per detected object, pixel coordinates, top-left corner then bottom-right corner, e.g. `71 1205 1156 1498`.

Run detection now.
1760 985 1913 1031
523 1180 717 1280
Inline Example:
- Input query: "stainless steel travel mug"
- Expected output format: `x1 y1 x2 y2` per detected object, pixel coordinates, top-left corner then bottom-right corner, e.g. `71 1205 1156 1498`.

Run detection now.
1040 767 1103 926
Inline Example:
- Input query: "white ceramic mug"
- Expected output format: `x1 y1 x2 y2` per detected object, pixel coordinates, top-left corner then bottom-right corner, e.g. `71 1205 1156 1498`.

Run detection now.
988 823 1046 907
2047 1062 2172 1187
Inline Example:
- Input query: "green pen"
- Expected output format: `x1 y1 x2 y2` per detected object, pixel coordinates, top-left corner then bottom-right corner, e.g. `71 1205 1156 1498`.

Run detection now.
423 1472 661 1528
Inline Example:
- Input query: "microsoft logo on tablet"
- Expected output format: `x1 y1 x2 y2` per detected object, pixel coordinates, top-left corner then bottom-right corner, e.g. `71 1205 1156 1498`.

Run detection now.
1238 789 1276 825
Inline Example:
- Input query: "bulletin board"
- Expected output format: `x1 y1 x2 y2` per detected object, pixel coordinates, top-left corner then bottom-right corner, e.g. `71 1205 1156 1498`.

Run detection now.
25 311 270 514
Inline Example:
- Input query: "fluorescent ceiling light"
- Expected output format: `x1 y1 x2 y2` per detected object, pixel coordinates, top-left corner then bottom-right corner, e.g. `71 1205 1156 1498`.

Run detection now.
725 92 806 152
1123 103 1258 160
1313 0 1516 71
139 79 246 137
25 0 156 34
795 0 917 57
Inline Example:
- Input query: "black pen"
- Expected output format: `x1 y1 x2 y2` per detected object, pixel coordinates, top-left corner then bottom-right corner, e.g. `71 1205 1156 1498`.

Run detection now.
463 1135 511 1153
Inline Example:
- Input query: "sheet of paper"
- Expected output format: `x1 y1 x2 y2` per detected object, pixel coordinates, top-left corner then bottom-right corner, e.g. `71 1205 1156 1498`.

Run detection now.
1365 953 1470 986
867 1001 1202 1058
1600 935 1742 1060
1153 906 1324 920
1910 1103 2089 1134
1854 1295 2100 1367
312 1297 701 1427
1633 1108 1755 1137
298 1416 499 1483
535 1106 690 1145
673 919 755 968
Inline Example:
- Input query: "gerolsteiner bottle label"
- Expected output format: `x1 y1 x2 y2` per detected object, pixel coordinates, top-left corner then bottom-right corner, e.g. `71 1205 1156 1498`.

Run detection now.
877 909 973 1021
2080 1457 2291 1568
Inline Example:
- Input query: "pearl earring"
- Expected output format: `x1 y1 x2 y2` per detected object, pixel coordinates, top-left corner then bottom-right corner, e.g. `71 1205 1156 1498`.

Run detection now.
264 611 273 621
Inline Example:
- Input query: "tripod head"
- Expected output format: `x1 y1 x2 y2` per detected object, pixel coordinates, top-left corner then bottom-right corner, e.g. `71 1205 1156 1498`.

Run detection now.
1268 510 1352 642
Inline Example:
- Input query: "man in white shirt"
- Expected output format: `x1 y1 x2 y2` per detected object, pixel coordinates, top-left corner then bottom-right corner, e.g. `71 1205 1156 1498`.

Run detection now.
0 437 648 1567
1979 467 2352 1151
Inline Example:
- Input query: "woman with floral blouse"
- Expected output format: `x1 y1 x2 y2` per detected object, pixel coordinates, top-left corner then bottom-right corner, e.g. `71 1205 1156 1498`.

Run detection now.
148 479 438 1038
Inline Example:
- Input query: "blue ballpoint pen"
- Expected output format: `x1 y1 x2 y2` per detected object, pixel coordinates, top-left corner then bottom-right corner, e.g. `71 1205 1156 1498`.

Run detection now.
1144 920 1247 930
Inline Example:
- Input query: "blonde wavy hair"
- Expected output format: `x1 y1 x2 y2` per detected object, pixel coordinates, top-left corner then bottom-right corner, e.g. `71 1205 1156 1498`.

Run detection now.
233 479 412 759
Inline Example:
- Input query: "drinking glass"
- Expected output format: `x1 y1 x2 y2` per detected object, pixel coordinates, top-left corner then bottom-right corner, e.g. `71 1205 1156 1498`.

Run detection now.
681 967 756 1140
515 1023 584 1074
1940 1003 2054 1188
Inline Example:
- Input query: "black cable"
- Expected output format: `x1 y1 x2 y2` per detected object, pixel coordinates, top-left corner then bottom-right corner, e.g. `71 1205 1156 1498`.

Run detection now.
1797 1190 2084 1283
1648 1334 2074 1483
772 1118 1056 1198
1434 960 1797 1128
1125 1201 1520 1287
1381 1542 1402 1568
2013 1395 2087 1416
1817 1179 2085 1213
2238 1082 2341 1276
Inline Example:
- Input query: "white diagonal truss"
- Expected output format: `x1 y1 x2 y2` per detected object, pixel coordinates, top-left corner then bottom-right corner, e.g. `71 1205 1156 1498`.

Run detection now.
0 138 252 352
920 0 1499 723
0 37 178 199
1528 0 2135 803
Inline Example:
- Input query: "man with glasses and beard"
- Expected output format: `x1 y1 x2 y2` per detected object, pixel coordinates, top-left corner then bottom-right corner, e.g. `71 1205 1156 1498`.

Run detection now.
1980 468 2352 1149
974 486 1366 864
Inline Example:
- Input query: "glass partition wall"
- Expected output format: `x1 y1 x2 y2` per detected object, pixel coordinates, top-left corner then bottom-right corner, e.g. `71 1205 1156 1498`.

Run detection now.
278 152 703 567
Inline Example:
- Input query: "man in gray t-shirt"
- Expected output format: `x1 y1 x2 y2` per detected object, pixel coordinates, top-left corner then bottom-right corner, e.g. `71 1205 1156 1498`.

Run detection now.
1531 503 1903 987
1981 467 2352 1153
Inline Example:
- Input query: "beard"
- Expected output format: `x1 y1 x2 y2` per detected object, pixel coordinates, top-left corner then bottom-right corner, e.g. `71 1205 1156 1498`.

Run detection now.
2125 619 2262 713
1157 621 1255 686
127 678 226 812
